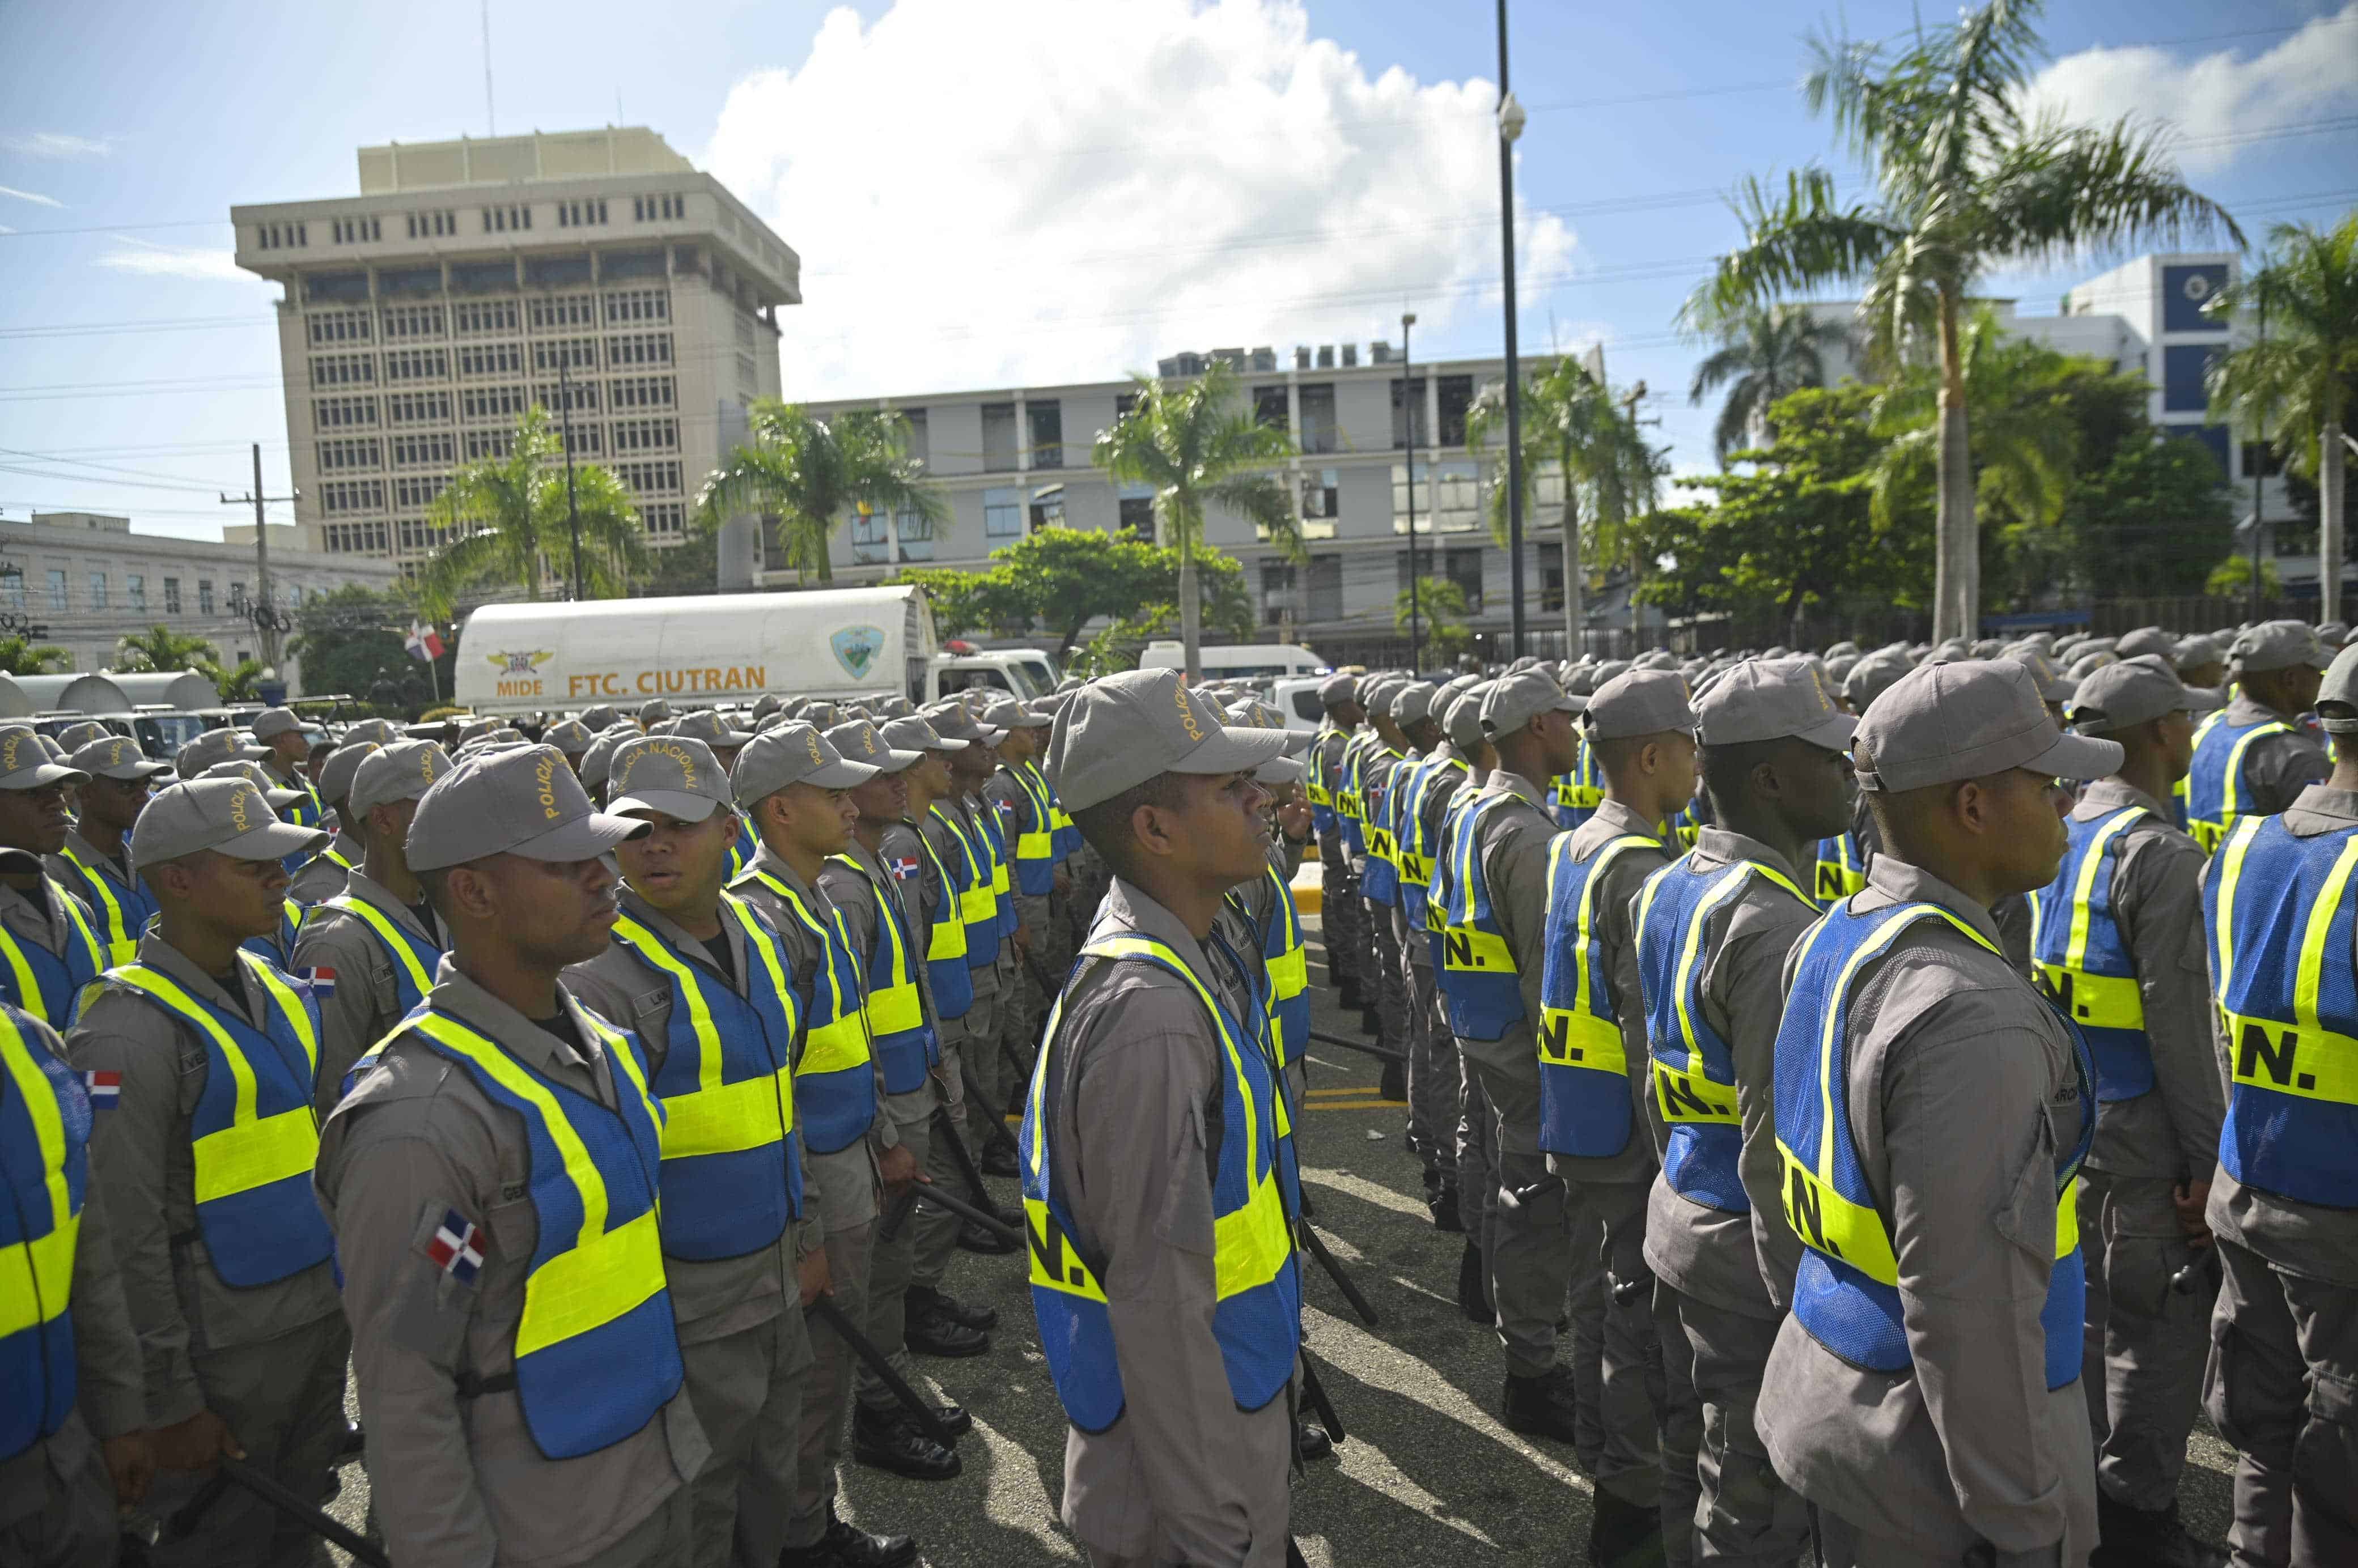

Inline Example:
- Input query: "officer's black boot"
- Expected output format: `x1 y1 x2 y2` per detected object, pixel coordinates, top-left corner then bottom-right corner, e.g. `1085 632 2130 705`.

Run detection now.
905 1293 991 1358
907 1282 998 1332
1456 1237 1491 1323
778 1502 919 1568
851 1404 962 1481
979 1133 1021 1178
2092 1491 2228 1568
1499 1362 1582 1444
953 1217 1021 1256
1429 1183 1462 1233
1296 1420 1335 1461
1585 1488 1665 1567
1377 1059 1407 1100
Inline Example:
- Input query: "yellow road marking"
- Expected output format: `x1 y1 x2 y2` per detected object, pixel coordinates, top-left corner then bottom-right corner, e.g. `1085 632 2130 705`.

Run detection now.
1304 1099 1401 1111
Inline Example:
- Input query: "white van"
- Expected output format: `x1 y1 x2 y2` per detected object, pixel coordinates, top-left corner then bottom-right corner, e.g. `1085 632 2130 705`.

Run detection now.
1269 675 1328 734
1138 640 1327 679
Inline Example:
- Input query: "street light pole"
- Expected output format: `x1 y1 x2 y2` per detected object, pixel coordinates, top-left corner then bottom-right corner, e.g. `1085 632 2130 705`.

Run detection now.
2250 294 2267 622
1495 0 1528 658
1403 311 1421 673
219 442 296 669
559 358 584 600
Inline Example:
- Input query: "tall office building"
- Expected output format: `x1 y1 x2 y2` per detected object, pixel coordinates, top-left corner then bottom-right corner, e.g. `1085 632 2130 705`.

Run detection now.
232 127 796 574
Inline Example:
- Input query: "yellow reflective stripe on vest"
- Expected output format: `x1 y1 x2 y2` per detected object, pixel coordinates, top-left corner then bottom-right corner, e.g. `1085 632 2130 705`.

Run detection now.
62 848 138 964
1639 860 1781 1125
410 1011 668 1357
109 959 320 1206
612 895 799 1157
913 833 969 962
830 857 923 1035
1012 765 1054 860
2193 720 2295 853
0 1013 79 1341
1537 835 1655 1074
1267 945 1307 1001
0 929 43 1021
2214 818 2358 1107
2033 808 2148 1031
1023 989 1108 1303
930 806 997 929
746 872 872 1073
326 896 435 1000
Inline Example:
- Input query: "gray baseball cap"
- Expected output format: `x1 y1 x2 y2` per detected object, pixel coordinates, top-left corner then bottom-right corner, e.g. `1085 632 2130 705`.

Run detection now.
2068 657 2203 734
1479 670 1584 740
2314 644 2358 734
576 730 626 793
316 742 383 807
1045 668 1291 813
541 719 594 755
249 707 309 742
55 721 111 753
67 734 171 783
349 741 455 818
637 698 675 724
339 717 406 748
825 719 922 775
408 743 650 872
1854 660 2121 793
924 704 991 746
882 715 965 754
2114 626 2178 662
668 709 756 751
1443 683 1492 749
978 696 1051 732
2174 634 2224 673
731 723 879 804
2231 619 2334 673
1842 654 1912 711
200 760 304 810
1695 658 1855 750
1583 669 1698 742
2001 646 2077 704
1317 672 1361 708
607 735 735 822
176 727 268 778
578 704 622 732
0 728 87 791
1391 682 1441 726
132 777 328 867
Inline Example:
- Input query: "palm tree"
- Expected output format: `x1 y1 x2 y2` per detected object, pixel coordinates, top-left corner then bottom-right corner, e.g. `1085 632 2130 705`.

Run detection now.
1093 362 1301 677
1688 304 1851 464
1682 0 2240 641
2207 214 2358 619
113 625 220 674
418 406 650 616
0 636 72 677
695 402 944 585
1396 576 1473 662
1466 354 1663 656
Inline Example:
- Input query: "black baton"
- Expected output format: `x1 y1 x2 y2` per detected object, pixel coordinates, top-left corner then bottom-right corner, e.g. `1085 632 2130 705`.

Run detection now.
932 1103 999 1210
1307 1027 1408 1066
877 1184 921 1244
1298 1350 1347 1446
899 1178 1025 1248
1297 1219 1380 1327
806 1294 959 1448
181 1457 392 1567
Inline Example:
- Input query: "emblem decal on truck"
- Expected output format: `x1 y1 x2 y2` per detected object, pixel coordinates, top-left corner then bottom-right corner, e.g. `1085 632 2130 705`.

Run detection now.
831 625 885 679
487 649 555 675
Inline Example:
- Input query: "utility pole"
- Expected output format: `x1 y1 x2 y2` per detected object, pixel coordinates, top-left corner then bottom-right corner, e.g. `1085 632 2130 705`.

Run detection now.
219 443 295 668
1495 0 1529 658
1403 311 1421 673
2250 293 2267 622
558 358 584 599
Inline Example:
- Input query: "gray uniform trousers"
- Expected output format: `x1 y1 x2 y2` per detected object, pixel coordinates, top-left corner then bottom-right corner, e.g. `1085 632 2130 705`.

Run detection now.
1653 1284 1702 1568
1462 1045 1572 1381
2078 1170 2211 1512
912 1037 971 1293
686 1304 813 1565
863 1089 935 1410
1562 1178 1665 1511
0 1414 116 1568
1673 1291 1809 1566
1401 925 1454 1184
2206 1235 2358 1568
1318 836 1363 995
1457 1040 1496 1278
1814 1511 2050 1567
790 1219 874 1549
1365 894 1407 1061
146 1314 351 1568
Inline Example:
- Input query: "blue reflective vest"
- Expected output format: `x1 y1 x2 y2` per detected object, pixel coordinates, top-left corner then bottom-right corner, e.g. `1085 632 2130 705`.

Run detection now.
56 847 158 968
1229 864 1309 1070
1393 754 1458 944
1336 733 1373 858
279 775 328 876
1633 853 1815 1210
1773 898 2092 1391
1551 739 1603 831
1003 763 1059 896
2185 710 2296 855
1434 791 1525 1042
1020 933 1300 1434
1359 746 1406 907
734 869 877 1155
976 802 1019 943
1306 730 1343 838
1537 834 1658 1158
610 894 804 1259
320 895 442 1019
1 1005 88 1459
2206 814 2358 1206
404 1007 683 1460
2029 806 2159 1103
928 804 1002 973
99 955 334 1289
1812 830 1869 903
908 828 974 1021
0 886 105 1029
829 853 937 1095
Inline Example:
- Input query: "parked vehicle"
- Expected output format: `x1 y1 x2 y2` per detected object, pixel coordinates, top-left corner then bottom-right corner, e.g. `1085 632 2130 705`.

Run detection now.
1137 639 1328 679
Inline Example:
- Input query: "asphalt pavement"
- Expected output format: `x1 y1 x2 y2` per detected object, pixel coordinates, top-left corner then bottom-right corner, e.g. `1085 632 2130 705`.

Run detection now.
309 912 2238 1566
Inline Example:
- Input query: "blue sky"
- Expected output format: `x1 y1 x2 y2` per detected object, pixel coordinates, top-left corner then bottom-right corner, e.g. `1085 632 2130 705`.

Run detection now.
3 0 2353 541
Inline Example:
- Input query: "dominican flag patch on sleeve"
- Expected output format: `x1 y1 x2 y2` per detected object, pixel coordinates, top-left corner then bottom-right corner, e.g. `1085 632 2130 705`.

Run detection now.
298 967 337 1000
425 1211 484 1284
84 1069 120 1110
889 856 919 882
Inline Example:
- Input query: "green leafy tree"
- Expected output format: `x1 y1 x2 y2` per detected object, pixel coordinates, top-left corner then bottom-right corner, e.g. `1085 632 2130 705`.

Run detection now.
1685 0 2239 640
905 526 1252 663
1395 576 1472 662
638 526 719 598
286 584 446 714
0 637 71 675
214 659 268 703
1093 362 1301 677
418 406 651 616
1687 304 1851 464
2063 432 2236 600
1466 353 1663 651
2207 554 2281 599
2207 214 2358 615
695 402 944 585
113 624 220 674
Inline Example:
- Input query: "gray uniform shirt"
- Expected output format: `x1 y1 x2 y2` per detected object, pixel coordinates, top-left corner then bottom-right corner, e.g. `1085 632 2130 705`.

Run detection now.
2203 781 2358 1286
2062 779 2225 1179
2216 692 2331 817
1548 795 1672 1184
290 868 448 1118
1642 827 1820 1319
285 834 359 907
0 874 95 985
47 828 140 957
732 847 885 1231
67 934 343 1429
1046 876 1292 1566
313 962 710 1566
819 839 940 1137
1755 856 2097 1563
1408 749 1474 971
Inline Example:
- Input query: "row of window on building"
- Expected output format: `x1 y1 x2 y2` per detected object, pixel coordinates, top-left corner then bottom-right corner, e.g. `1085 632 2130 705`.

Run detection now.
265 192 698 254
312 374 680 434
1 569 324 618
314 416 681 479
308 330 673 389
303 290 672 346
321 498 687 560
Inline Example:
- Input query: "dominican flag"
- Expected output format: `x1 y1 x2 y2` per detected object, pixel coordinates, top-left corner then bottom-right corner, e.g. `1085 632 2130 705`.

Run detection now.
405 621 446 662
889 856 919 883
425 1211 484 1284
84 1069 121 1110
299 967 337 1000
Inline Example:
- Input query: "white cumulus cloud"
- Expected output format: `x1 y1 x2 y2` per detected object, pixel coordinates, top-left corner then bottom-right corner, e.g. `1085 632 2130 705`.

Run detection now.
2025 5 2358 175
95 235 255 284
1 131 116 159
702 0 1574 402
0 184 62 209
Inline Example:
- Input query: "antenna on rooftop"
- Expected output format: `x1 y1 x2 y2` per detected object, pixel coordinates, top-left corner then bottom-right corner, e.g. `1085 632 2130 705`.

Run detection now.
482 0 496 135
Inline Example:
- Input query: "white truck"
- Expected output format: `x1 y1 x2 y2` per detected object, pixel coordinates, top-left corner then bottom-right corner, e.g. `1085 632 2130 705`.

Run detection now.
452 587 1056 715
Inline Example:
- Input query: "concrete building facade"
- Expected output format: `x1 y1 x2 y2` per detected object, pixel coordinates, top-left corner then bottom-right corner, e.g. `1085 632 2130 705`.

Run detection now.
0 511 402 685
230 127 793 573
